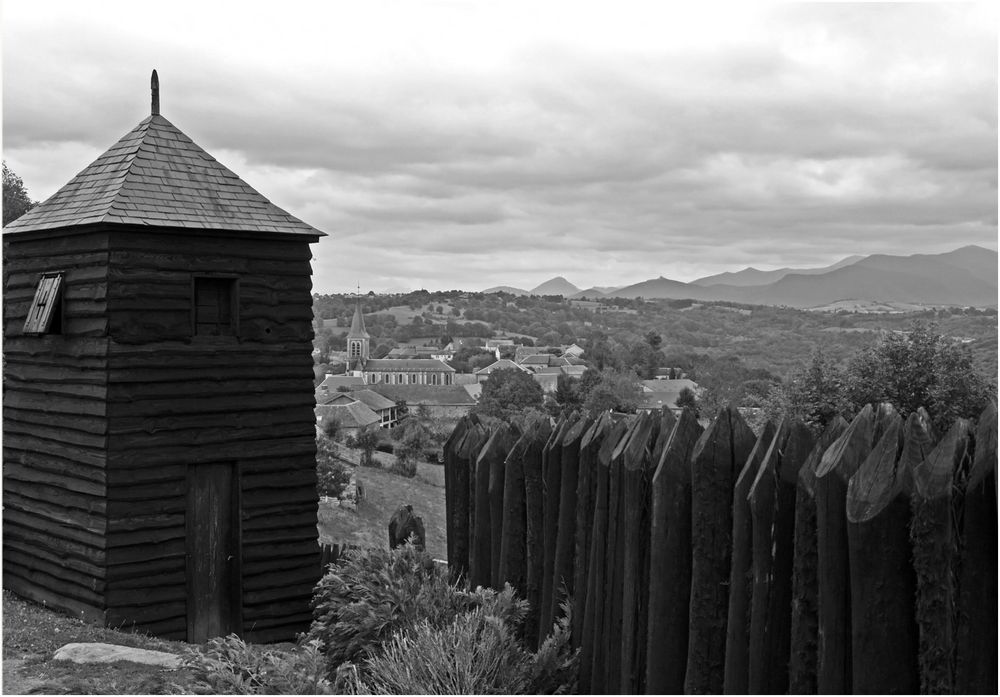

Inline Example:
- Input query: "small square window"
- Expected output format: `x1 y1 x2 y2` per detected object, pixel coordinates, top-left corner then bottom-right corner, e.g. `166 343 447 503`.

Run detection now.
194 277 237 336
23 272 63 335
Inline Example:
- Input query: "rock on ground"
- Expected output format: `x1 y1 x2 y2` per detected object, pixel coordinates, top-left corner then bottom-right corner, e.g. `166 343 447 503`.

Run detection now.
52 642 181 668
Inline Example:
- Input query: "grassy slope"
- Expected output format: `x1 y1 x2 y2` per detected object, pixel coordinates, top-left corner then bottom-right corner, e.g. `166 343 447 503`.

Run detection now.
318 448 448 560
2 591 197 694
1 445 449 692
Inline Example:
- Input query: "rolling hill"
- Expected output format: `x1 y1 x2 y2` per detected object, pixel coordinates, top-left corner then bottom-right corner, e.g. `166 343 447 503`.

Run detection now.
482 246 997 308
690 255 864 287
530 276 581 296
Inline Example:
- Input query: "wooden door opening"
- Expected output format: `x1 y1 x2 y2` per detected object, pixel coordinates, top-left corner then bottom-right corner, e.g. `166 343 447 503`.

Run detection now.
186 462 242 643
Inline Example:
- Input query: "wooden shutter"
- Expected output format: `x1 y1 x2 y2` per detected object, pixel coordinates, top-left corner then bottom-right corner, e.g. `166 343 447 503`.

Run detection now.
23 272 64 335
194 277 236 336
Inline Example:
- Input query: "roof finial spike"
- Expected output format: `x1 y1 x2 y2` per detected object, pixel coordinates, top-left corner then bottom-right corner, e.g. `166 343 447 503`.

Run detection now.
151 69 160 116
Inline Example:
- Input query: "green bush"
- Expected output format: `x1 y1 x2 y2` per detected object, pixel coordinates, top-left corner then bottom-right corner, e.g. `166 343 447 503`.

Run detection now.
529 598 579 694
316 436 351 498
307 545 527 680
389 453 417 477
182 634 333 694
345 594 578 695
348 610 531 694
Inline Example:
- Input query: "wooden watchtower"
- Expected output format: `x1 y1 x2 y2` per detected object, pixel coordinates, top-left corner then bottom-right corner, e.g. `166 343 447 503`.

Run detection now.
3 72 326 642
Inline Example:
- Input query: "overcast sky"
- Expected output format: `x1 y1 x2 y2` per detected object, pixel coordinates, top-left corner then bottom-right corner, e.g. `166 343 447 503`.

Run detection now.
3 1 997 294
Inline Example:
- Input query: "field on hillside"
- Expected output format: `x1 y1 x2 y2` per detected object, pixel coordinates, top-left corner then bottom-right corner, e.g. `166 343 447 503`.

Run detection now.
317 449 448 560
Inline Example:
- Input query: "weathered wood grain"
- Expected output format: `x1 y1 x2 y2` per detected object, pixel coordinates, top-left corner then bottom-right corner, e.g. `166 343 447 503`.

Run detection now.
846 410 919 694
646 408 704 695
955 402 998 695
910 414 966 695
747 420 814 695
578 417 629 694
684 406 756 695
723 419 778 695
789 415 849 694
814 403 878 694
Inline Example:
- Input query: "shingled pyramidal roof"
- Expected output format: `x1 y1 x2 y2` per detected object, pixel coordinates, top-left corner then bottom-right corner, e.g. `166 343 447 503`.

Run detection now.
6 72 324 237
347 297 370 339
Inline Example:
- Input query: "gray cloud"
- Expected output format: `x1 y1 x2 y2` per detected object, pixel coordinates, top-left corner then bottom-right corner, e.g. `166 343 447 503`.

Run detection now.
3 1 995 293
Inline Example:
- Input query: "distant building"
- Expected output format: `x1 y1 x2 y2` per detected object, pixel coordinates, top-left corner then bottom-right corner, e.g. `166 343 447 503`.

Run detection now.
474 359 529 383
316 393 381 436
348 389 402 428
371 383 477 420
637 379 701 412
345 299 455 385
316 374 367 401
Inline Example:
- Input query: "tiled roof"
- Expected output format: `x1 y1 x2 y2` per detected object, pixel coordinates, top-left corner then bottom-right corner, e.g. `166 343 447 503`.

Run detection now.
640 379 699 394
532 366 564 375
316 400 380 429
519 354 555 366
370 384 476 406
349 389 397 412
365 358 455 372
316 375 367 402
5 113 324 237
474 359 526 375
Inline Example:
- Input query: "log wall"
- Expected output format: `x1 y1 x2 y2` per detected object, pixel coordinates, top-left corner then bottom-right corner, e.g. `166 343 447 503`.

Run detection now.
104 230 320 642
3 230 111 623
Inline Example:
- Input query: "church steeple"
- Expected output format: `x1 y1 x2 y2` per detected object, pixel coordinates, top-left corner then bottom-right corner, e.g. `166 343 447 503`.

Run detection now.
346 293 370 367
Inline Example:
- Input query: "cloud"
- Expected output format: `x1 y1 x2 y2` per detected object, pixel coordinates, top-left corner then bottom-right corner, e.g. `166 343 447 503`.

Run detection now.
2 1 995 293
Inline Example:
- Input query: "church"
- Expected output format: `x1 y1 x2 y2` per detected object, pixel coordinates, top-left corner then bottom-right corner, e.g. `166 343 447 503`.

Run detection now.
345 299 456 386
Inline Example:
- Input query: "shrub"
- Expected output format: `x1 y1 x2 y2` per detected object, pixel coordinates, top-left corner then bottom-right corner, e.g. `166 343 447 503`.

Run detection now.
307 545 526 680
182 634 333 694
345 592 577 695
528 598 579 694
348 610 530 694
318 414 341 440
316 436 351 498
307 546 466 675
354 429 379 468
389 453 417 478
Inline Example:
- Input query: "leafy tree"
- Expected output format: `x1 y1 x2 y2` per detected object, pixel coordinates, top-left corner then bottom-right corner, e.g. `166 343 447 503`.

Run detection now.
319 414 341 441
474 368 544 420
448 347 496 373
645 331 663 350
316 435 350 498
676 386 699 416
582 368 641 413
3 162 35 226
355 429 379 468
628 341 664 379
554 374 582 410
762 349 850 434
392 420 432 476
844 321 991 431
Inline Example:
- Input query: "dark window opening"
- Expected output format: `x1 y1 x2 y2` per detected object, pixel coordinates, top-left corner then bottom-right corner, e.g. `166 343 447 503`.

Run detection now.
23 272 64 335
194 277 237 336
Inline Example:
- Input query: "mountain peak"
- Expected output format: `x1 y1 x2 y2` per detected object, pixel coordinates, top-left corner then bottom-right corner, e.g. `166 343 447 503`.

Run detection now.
530 276 581 296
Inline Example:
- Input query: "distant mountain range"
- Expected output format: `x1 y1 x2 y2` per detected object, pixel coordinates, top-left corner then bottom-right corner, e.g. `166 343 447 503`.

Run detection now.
482 246 998 309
